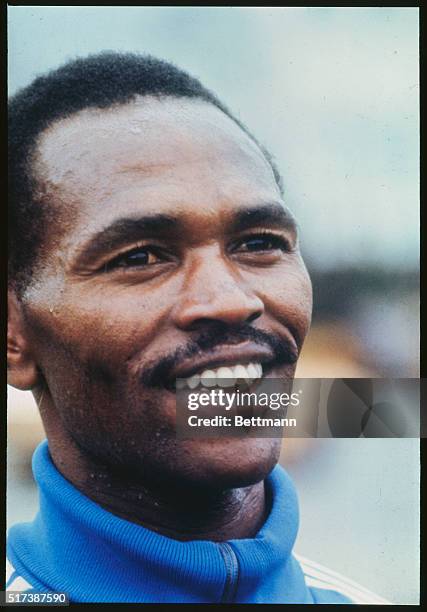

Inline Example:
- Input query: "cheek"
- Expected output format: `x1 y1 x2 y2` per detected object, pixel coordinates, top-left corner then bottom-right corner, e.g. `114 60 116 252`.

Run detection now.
24 285 179 460
255 261 313 339
26 282 173 371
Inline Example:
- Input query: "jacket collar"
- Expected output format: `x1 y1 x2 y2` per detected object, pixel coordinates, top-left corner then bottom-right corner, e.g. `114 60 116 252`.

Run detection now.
7 440 312 603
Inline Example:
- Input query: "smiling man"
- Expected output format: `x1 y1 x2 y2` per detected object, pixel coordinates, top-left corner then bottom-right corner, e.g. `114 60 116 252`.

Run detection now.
7 52 387 604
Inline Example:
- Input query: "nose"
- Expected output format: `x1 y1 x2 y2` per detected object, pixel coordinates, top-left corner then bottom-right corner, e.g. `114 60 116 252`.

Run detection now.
172 248 264 330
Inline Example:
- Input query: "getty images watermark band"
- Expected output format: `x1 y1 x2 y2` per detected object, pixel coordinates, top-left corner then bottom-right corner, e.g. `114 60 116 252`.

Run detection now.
175 378 422 438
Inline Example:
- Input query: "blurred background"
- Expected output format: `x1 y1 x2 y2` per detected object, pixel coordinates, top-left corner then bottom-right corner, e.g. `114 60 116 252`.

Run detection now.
7 6 419 604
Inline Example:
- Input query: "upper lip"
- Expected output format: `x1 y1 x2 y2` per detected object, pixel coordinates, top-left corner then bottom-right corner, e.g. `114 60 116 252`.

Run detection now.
170 341 276 382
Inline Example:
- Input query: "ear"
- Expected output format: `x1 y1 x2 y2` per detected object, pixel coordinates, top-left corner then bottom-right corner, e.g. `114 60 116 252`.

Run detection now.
8 290 41 390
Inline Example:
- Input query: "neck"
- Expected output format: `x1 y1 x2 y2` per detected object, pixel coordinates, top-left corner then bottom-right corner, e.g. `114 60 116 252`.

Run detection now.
45 431 268 542
17 440 303 604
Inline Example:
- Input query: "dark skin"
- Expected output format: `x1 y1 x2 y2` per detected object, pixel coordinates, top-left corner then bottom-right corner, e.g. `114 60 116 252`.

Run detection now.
8 96 312 541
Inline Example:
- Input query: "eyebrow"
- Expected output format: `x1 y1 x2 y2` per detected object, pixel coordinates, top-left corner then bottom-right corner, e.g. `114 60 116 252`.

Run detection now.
73 202 298 266
74 214 179 265
229 203 298 236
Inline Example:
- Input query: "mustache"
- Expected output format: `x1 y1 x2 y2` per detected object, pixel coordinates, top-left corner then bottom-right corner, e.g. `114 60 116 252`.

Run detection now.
140 322 298 389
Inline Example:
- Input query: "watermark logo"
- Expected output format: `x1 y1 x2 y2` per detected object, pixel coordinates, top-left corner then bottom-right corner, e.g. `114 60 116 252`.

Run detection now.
175 378 421 439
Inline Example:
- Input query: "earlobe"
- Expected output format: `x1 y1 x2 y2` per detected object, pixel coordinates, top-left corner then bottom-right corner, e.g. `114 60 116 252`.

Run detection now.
8 290 40 390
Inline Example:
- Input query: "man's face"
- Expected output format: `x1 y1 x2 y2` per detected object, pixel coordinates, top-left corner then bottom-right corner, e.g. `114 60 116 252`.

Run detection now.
22 97 312 489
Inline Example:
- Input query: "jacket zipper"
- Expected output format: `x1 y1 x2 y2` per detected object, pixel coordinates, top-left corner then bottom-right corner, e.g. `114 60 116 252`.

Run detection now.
217 542 239 603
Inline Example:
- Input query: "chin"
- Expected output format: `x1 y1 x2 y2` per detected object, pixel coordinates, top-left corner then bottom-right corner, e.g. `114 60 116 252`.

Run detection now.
161 437 282 492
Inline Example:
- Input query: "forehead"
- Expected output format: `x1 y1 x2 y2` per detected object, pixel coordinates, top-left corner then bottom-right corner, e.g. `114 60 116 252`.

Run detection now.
34 97 282 235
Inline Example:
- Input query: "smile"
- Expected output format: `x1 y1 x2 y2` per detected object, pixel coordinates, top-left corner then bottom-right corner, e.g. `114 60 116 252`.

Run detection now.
176 362 263 390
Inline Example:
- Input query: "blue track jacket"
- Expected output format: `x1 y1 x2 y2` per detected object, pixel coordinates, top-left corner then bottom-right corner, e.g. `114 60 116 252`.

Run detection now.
6 440 388 604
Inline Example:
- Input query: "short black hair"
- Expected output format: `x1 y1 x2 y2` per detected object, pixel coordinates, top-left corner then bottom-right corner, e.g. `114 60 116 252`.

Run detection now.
8 51 283 295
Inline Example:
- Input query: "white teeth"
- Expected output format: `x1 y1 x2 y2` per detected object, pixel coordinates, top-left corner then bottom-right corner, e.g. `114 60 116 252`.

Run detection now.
246 363 259 379
200 370 217 387
216 367 236 387
177 361 263 390
233 365 248 380
187 374 200 389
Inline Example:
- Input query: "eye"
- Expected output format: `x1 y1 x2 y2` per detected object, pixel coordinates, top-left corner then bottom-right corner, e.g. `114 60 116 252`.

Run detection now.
103 246 164 272
232 233 291 254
